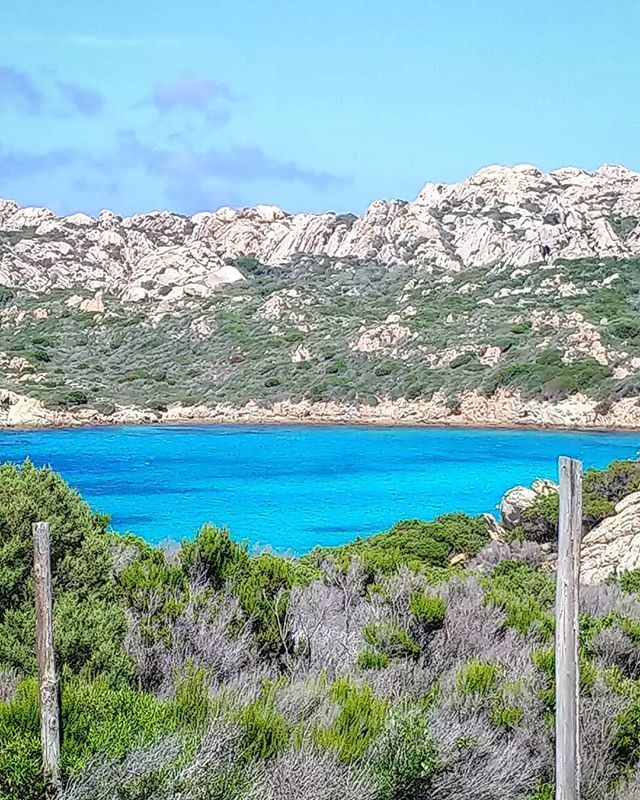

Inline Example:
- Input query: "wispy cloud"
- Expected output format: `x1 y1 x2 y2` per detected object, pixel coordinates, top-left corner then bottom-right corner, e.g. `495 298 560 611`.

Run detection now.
140 73 238 119
116 130 347 190
57 81 105 116
0 65 106 118
0 147 85 179
0 33 190 50
0 65 44 114
0 70 349 215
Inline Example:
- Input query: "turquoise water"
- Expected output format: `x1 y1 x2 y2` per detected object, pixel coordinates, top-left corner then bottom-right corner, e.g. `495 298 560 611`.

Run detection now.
0 425 639 553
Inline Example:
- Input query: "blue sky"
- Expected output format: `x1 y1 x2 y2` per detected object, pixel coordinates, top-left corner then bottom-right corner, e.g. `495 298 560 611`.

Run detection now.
1 0 639 216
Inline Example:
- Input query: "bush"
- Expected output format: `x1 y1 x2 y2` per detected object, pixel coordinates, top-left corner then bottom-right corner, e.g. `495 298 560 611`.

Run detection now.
409 592 447 632
619 570 640 596
0 677 177 800
615 699 640 767
519 493 558 542
0 461 118 677
233 554 299 656
181 525 248 591
316 679 387 763
484 560 555 637
370 709 438 799
456 659 499 697
357 649 390 670
518 461 634 543
237 687 291 762
493 350 610 399
583 461 640 504
363 621 421 660
610 317 640 342
313 514 489 578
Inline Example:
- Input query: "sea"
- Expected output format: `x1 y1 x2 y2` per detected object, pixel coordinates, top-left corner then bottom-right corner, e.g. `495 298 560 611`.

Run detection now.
0 424 638 553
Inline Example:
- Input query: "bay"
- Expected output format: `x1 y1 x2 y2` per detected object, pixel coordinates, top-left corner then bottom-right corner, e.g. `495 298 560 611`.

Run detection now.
0 424 638 553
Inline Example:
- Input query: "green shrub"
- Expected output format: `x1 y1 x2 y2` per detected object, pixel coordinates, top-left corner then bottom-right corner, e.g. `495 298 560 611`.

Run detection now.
317 679 387 763
233 554 299 655
0 677 177 800
456 659 499 697
180 525 249 591
237 688 291 761
312 513 489 578
619 569 640 596
357 648 390 670
370 709 438 800
520 493 558 542
409 592 447 632
583 460 640 504
363 621 421 659
493 350 610 399
449 352 474 369
484 560 555 637
609 317 640 342
582 495 616 528
492 703 523 730
0 461 118 677
615 698 640 767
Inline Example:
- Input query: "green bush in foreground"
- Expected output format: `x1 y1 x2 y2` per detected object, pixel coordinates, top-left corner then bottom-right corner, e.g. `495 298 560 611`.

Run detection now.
310 513 490 578
2 459 640 800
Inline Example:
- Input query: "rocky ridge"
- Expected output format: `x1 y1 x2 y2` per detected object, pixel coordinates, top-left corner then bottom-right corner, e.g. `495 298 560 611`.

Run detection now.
2 163 640 306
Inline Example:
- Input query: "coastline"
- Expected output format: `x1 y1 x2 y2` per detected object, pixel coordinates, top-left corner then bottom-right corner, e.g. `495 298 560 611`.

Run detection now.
2 388 640 433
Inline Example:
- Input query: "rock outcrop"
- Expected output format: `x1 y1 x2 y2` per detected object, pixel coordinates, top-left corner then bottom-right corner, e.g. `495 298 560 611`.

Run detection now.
499 478 558 530
581 491 640 584
1 164 639 307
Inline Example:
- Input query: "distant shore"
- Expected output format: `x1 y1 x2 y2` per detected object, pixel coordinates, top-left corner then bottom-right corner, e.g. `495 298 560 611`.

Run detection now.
2 388 640 433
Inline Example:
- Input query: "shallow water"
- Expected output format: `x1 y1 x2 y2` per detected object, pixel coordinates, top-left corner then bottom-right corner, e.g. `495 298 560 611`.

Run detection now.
0 424 639 552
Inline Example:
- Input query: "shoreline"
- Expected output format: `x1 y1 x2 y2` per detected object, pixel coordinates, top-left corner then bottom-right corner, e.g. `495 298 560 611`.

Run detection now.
2 407 640 435
2 387 640 434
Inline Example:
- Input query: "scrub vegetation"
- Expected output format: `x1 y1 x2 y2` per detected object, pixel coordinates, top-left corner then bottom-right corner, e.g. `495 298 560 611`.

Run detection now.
2 459 640 799
2 255 640 412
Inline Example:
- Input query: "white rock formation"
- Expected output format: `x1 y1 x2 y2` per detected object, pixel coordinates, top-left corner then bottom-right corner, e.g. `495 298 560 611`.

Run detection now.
581 491 640 584
0 164 639 306
499 478 558 529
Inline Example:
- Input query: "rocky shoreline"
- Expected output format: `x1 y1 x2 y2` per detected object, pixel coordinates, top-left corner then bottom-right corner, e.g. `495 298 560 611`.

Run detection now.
2 387 640 431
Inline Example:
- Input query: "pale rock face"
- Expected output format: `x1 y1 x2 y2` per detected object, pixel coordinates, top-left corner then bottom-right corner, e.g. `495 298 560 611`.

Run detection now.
122 286 148 303
190 318 212 338
499 479 558 530
64 212 95 227
479 345 503 367
581 492 640 584
499 486 538 529
351 319 415 355
258 290 305 324
79 292 105 313
66 294 84 309
0 389 51 426
1 163 640 307
483 513 507 542
291 345 313 363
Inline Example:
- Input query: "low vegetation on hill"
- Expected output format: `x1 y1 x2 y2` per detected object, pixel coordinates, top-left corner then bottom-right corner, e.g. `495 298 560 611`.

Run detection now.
2 460 640 799
1 254 640 414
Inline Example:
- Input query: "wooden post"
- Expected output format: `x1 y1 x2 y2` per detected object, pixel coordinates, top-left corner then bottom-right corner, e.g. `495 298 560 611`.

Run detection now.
33 521 61 790
555 457 582 800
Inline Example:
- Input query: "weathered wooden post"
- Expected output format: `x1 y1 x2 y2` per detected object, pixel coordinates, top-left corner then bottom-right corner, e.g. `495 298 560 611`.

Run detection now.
555 457 582 800
33 521 61 790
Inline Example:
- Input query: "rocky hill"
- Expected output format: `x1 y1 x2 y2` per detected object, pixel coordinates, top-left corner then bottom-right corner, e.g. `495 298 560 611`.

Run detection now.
1 163 639 306
1 164 640 426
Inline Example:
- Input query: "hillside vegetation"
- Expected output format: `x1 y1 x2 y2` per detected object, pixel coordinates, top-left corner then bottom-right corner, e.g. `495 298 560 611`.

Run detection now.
1 254 640 414
2 460 640 799
2 164 640 423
